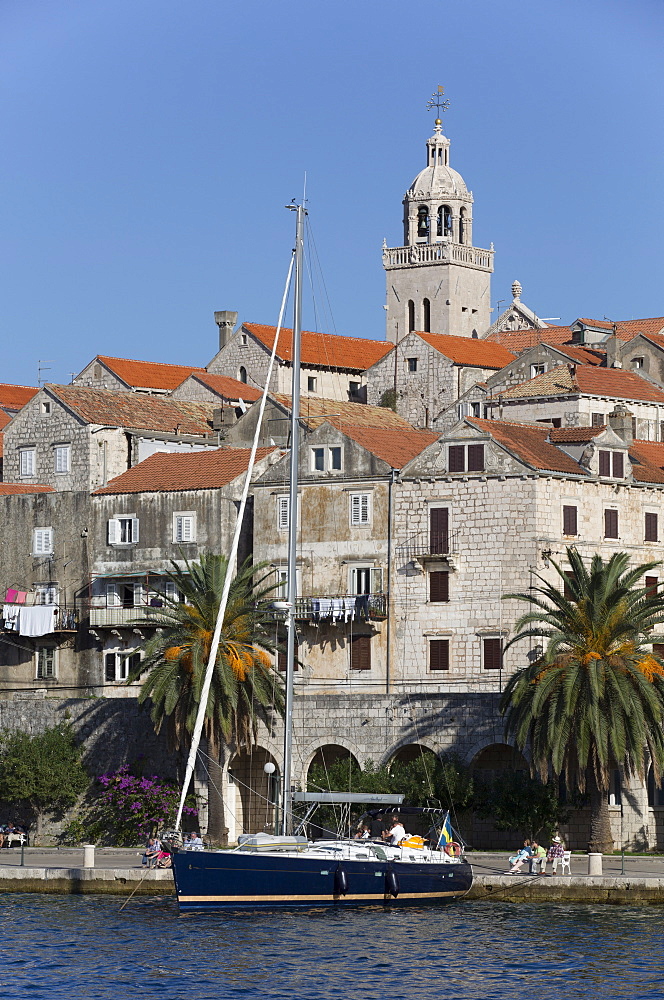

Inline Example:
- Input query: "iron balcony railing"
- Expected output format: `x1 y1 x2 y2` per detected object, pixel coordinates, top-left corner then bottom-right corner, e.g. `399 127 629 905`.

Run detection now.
292 593 387 623
1 606 79 633
397 530 459 562
87 604 168 628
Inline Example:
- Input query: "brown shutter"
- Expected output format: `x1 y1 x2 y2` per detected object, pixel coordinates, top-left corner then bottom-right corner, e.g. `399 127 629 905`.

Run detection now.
599 451 611 476
653 644 664 660
646 512 658 542
604 509 619 538
483 638 502 670
429 571 449 603
563 572 575 600
562 505 577 536
645 576 658 598
448 445 465 473
350 634 371 670
612 452 624 478
429 639 450 671
278 642 299 672
467 444 484 472
429 507 449 554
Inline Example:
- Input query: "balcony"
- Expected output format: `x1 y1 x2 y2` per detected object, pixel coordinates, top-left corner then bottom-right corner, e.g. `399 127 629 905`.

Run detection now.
291 593 387 624
382 241 494 272
1 606 79 635
87 604 168 628
397 530 459 567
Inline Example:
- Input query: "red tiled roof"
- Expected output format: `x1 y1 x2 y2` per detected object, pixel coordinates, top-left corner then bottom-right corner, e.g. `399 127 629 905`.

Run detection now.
627 441 664 485
643 332 664 353
48 385 216 434
467 418 586 475
554 344 605 366
93 447 277 495
484 326 575 351
611 318 664 341
95 356 205 391
191 372 262 402
0 483 55 494
498 365 664 405
415 332 516 368
244 323 393 371
549 426 605 443
342 426 439 469
273 395 416 431
0 383 38 411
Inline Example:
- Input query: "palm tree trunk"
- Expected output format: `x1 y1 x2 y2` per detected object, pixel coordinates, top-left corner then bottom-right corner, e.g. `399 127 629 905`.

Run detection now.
588 783 614 854
206 735 229 847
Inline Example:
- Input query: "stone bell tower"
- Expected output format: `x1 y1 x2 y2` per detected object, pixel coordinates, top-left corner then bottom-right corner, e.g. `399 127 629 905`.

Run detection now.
383 89 494 343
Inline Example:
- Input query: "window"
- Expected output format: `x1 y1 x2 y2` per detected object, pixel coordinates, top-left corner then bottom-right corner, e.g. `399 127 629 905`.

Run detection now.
604 508 619 538
449 445 465 472
417 205 429 238
448 444 484 473
173 512 196 543
19 448 36 477
631 357 644 369
238 366 247 383
350 566 383 595
329 446 342 471
429 507 449 554
591 412 604 427
599 450 624 478
645 576 658 598
106 582 141 608
277 495 290 531
429 639 450 671
277 639 299 673
108 516 139 545
646 512 659 543
311 447 342 473
349 381 360 396
312 447 325 472
350 493 371 526
530 364 545 378
36 647 56 679
240 333 248 346
350 634 371 670
483 638 503 670
41 401 51 415
105 651 141 683
53 445 70 474
562 505 578 536
471 402 481 418
408 300 415 333
429 571 449 603
164 581 181 603
307 376 317 393
33 528 53 556
423 298 431 333
35 584 57 605
563 571 575 601
407 357 418 373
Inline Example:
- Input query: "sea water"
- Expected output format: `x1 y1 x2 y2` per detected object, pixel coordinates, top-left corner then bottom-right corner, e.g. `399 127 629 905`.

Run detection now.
0 894 662 999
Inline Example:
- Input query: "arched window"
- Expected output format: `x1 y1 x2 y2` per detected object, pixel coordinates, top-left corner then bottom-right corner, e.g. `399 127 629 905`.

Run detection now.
417 206 429 238
443 205 452 237
408 300 415 333
238 366 247 384
423 298 431 333
459 207 466 244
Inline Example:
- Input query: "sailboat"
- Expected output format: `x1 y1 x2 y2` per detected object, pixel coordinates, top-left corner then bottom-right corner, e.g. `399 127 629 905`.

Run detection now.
169 204 473 909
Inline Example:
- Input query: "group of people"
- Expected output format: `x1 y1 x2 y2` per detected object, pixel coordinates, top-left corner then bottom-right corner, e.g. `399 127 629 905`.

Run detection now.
141 831 204 868
0 823 27 848
354 815 409 845
507 835 566 875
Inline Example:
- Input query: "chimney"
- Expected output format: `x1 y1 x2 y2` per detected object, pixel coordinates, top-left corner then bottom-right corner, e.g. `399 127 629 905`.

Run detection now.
607 404 633 445
214 310 238 350
605 334 622 368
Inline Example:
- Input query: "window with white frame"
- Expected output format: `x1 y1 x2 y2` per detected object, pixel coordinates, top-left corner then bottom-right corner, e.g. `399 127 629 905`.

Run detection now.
277 495 290 531
164 581 181 603
35 584 58 605
53 444 70 474
106 581 142 608
274 566 301 598
107 515 139 545
349 565 383 594
310 446 342 473
350 492 371 526
36 646 56 679
173 512 196 543
311 447 325 472
19 448 36 477
307 376 317 392
530 364 546 378
33 527 53 556
104 650 141 683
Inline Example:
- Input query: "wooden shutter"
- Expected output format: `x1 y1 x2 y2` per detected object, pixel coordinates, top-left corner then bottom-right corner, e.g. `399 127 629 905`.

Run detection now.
278 641 299 672
131 517 140 543
653 643 664 660
646 513 658 542
429 571 449 603
612 452 624 478
350 634 371 670
370 567 383 593
105 653 116 682
429 507 449 554
467 444 484 472
278 496 290 530
599 451 611 476
483 638 502 670
448 445 465 473
563 572 575 601
562 505 577 536
429 639 449 671
645 576 658 598
107 518 120 544
604 509 618 538
350 493 370 525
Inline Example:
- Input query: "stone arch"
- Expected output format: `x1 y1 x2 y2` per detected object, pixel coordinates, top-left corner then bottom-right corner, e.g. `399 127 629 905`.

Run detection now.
417 205 429 239
407 299 415 333
379 736 440 768
422 297 431 333
469 742 529 777
228 745 279 838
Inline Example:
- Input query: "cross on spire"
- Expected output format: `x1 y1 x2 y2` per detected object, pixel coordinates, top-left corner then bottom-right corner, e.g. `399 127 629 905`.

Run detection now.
426 86 450 132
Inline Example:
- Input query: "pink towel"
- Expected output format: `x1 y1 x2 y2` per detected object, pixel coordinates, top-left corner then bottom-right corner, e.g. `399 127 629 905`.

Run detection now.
16 592 27 604
5 590 17 603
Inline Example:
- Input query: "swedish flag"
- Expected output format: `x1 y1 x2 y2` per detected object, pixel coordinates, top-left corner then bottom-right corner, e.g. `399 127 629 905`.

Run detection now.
437 812 454 848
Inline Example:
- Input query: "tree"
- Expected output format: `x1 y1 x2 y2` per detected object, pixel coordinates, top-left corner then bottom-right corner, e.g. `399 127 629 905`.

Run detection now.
474 770 572 843
129 553 284 842
0 724 88 842
501 547 664 853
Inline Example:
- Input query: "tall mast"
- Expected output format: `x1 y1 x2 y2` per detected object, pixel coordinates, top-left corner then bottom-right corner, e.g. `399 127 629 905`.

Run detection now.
282 203 305 835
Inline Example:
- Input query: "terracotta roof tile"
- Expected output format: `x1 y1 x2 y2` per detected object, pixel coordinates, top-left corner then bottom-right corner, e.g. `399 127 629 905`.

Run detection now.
0 383 38 411
93 447 277 495
48 385 216 434
191 372 262 402
342 426 439 469
498 365 664 404
611 318 664 341
467 418 586 475
415 332 516 368
0 483 55 494
244 323 393 371
549 426 605 443
627 441 664 485
273 395 415 431
95 355 205 391
554 344 605 366
643 332 664 353
484 326 575 351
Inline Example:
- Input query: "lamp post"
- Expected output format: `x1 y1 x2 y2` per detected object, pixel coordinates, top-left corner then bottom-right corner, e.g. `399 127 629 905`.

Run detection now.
263 761 279 836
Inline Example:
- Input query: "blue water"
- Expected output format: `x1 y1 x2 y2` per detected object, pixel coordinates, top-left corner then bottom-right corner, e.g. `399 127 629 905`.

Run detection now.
0 894 662 999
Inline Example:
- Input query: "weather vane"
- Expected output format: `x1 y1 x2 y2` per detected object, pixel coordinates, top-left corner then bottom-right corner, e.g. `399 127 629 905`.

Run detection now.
426 85 450 125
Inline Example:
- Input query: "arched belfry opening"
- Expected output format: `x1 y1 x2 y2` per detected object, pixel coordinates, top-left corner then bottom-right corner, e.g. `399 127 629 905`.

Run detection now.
417 206 429 240
459 207 466 244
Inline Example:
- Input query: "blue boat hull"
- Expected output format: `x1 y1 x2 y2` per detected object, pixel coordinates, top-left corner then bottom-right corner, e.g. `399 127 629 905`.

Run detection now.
172 850 473 910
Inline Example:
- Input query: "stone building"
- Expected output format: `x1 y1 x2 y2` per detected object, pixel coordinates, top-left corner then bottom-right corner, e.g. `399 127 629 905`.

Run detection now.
73 355 204 394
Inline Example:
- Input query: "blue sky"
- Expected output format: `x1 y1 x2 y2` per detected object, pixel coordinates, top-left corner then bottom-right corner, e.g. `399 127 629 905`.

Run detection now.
0 0 662 387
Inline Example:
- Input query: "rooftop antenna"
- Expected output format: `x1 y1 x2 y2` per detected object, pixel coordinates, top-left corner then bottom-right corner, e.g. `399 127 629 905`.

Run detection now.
426 85 450 131
37 360 55 387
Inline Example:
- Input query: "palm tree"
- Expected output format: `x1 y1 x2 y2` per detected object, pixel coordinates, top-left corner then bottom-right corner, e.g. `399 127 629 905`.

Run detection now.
129 553 284 842
500 547 664 853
